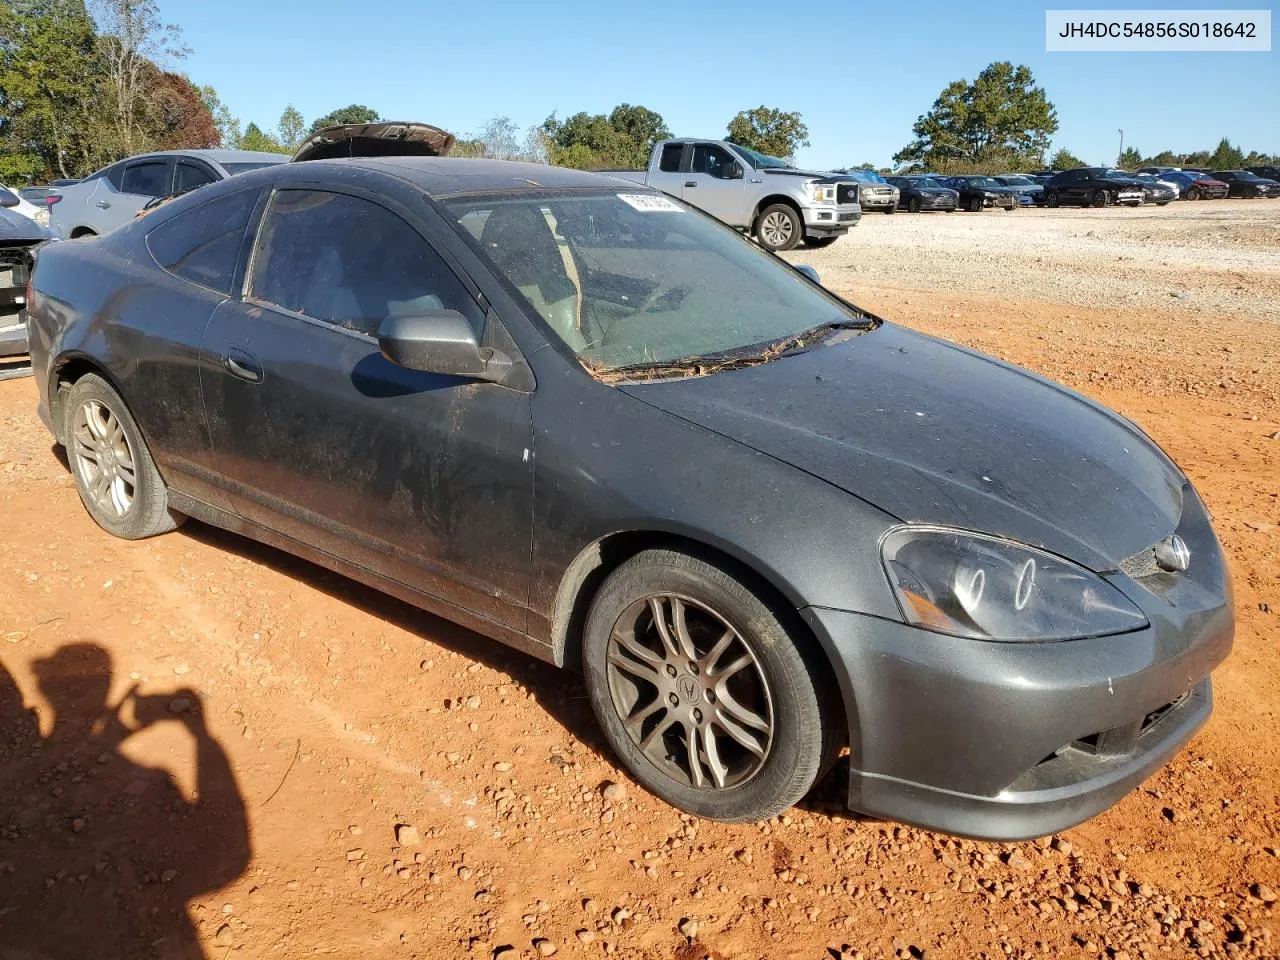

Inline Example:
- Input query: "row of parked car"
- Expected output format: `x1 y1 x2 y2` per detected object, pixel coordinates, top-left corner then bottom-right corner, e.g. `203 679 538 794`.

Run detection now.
841 164 1280 213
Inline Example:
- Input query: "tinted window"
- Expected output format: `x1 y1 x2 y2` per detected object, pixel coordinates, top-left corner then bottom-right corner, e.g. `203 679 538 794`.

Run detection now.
146 188 259 294
174 161 217 194
248 190 482 338
691 144 737 179
120 160 170 197
105 163 126 190
658 143 683 173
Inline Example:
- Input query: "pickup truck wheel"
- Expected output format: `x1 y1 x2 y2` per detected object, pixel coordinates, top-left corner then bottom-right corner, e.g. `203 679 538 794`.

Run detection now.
63 374 184 540
1045 191 1060 208
582 549 838 822
755 204 802 252
1091 189 1109 208
907 197 922 213
883 204 896 214
966 196 983 213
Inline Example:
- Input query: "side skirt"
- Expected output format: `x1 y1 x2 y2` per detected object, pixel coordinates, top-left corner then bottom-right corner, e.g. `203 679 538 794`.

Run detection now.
166 490 557 667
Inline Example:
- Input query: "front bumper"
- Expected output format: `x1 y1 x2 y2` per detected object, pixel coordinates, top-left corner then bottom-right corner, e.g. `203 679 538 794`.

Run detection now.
857 193 898 211
803 203 862 235
801 492 1233 840
917 194 957 210
0 319 27 358
1116 189 1145 205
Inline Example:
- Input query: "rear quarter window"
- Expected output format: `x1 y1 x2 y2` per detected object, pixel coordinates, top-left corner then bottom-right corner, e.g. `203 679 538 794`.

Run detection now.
145 188 259 295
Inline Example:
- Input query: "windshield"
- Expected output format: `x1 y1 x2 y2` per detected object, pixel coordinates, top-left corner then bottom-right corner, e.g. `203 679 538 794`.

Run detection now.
731 145 792 169
1101 169 1134 179
1000 176 1034 185
223 160 285 175
1233 171 1261 181
445 191 871 375
970 177 1003 189
845 169 887 184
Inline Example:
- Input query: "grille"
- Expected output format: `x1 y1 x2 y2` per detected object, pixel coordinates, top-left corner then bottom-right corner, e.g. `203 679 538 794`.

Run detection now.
1119 547 1162 580
836 183 858 205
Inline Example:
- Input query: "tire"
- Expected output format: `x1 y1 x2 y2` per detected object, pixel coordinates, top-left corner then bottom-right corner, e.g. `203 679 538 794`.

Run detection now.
907 197 922 213
966 196 982 213
1091 189 1109 208
1045 190 1060 208
801 236 837 249
1185 187 1201 201
754 204 802 252
63 374 183 540
883 204 896 214
582 549 838 823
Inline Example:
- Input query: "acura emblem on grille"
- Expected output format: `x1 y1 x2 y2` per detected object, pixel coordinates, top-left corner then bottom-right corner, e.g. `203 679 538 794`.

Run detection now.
1153 534 1191 573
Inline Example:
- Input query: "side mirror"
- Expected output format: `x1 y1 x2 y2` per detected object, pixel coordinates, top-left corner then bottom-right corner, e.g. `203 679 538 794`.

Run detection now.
0 190 19 208
378 309 512 382
725 161 744 180
795 264 821 284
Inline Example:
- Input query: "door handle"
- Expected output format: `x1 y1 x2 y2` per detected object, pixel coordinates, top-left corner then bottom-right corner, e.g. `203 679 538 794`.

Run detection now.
684 181 697 188
95 200 110 209
223 352 263 383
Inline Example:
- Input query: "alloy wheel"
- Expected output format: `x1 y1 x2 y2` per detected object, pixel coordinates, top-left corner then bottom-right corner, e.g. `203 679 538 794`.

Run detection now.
605 594 774 791
759 211 795 248
71 399 136 518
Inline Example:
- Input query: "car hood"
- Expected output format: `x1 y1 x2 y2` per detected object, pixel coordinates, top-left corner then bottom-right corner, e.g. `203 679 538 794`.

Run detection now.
620 324 1185 571
292 121 455 163
0 206 51 243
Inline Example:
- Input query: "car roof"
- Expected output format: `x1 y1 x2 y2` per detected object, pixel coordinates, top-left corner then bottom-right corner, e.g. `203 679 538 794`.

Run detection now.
116 149 289 165
323 156 655 198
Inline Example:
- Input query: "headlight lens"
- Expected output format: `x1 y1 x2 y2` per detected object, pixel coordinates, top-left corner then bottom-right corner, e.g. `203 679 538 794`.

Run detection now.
809 183 836 203
881 527 1148 641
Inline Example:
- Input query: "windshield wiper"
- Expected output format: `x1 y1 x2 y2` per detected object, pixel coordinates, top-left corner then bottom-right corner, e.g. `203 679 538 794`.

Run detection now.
770 319 870 355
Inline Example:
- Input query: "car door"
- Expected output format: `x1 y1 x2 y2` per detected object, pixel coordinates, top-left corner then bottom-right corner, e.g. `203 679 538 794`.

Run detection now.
683 143 748 226
1065 170 1092 204
645 141 689 200
90 157 175 233
198 185 534 631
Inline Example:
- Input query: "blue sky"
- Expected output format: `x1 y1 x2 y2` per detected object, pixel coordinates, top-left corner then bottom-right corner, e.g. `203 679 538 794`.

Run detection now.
167 0 1278 168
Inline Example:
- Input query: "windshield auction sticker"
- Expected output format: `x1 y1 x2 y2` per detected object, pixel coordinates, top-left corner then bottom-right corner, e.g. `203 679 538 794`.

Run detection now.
617 194 683 212
1046 9 1271 50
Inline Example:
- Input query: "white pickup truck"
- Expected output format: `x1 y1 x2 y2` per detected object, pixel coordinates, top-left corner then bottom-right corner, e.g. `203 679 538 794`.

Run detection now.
607 139 861 252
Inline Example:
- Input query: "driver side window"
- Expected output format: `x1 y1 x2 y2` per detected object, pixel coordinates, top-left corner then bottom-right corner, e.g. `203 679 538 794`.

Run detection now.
248 190 484 338
691 145 737 180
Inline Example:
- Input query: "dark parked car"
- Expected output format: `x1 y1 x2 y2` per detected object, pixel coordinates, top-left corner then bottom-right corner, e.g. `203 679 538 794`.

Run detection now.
0 204 52 377
1245 165 1280 183
1213 170 1280 198
26 133 1234 840
885 176 958 212
993 175 1046 205
1044 168 1147 207
1163 171 1229 200
939 176 1019 212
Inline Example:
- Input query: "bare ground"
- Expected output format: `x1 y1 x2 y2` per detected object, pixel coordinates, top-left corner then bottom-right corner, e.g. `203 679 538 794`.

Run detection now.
1 201 1278 960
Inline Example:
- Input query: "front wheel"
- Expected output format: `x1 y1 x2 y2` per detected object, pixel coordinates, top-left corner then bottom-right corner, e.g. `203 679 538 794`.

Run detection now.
967 196 983 212
63 374 184 539
754 204 802 252
801 236 838 249
1091 189 1109 208
883 204 896 214
1045 190 1060 208
907 196 922 213
582 550 838 823
1185 187 1201 201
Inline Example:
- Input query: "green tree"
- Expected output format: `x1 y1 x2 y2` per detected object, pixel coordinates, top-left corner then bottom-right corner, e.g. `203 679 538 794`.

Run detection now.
0 0 105 179
1049 147 1087 170
894 62 1057 171
542 104 669 169
277 103 305 150
725 106 809 159
198 84 240 147
307 104 378 134
1117 146 1142 169
605 103 669 165
1142 149 1180 167
1208 137 1244 170
239 121 287 154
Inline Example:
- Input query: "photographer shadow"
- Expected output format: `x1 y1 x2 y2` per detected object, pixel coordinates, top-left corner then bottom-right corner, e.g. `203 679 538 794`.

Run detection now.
0 642 249 960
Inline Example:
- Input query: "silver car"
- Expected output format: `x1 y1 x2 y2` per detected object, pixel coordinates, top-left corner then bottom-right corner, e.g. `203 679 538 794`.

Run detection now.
50 149 287 239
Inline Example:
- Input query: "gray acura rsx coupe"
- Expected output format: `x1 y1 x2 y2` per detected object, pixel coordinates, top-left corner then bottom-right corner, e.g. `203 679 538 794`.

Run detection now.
25 126 1233 840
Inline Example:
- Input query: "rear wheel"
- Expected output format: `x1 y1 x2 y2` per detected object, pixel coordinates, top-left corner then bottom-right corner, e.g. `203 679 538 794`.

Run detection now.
907 196 922 213
1091 189 1109 208
754 204 802 252
801 236 837 249
63 374 183 540
582 549 838 822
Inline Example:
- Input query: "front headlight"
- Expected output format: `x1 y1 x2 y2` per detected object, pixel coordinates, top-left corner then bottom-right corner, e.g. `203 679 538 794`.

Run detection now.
808 183 836 203
881 527 1148 641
